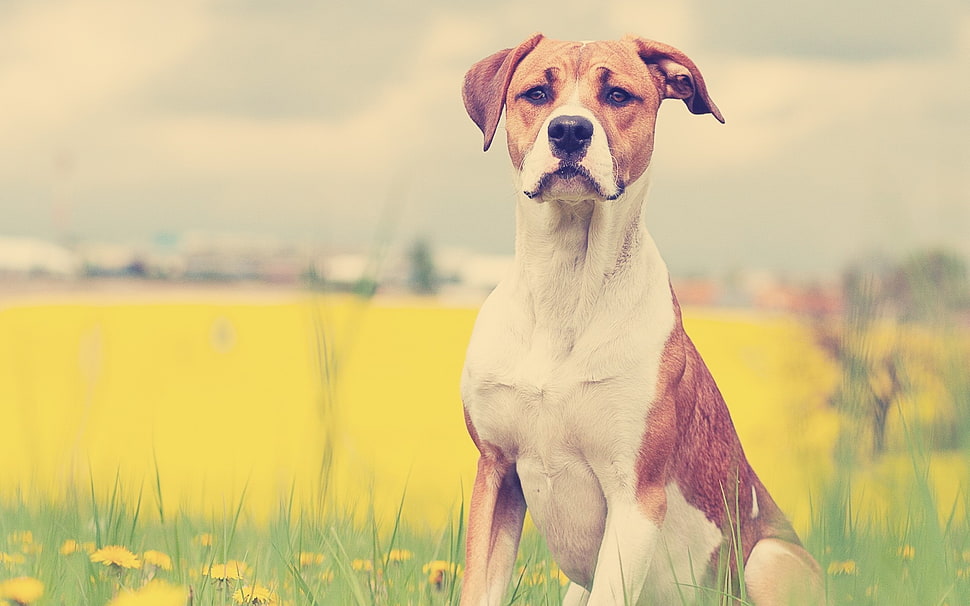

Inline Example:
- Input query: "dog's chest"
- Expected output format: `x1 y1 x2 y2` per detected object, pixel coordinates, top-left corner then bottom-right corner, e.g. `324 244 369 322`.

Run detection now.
462 279 674 447
462 284 676 579
462 297 663 461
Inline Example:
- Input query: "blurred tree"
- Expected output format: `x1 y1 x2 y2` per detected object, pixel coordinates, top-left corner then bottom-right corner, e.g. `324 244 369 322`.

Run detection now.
891 250 970 323
822 248 970 459
408 238 439 295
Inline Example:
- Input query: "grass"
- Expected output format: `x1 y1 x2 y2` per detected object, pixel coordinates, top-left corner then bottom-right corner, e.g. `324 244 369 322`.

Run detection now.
0 481 475 605
1 292 968 604
2 456 966 604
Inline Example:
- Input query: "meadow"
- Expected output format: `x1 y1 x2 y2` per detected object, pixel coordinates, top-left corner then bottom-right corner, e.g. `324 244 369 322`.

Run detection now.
0 287 967 605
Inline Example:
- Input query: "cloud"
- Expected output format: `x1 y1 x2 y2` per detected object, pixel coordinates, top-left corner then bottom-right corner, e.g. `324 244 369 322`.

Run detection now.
605 0 701 49
0 2 208 138
694 0 961 60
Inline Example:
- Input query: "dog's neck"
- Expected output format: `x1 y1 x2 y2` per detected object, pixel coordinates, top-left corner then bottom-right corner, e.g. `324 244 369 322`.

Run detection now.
508 175 671 355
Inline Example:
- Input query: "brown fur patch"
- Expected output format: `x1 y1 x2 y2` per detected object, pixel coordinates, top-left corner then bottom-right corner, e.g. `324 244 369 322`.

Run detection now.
635 288 801 573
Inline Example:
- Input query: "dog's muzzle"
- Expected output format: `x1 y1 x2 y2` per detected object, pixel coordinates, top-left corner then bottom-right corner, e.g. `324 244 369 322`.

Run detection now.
520 110 624 201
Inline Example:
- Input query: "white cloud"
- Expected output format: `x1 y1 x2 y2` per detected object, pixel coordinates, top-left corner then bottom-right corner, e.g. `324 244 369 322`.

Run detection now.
606 0 699 49
0 2 209 138
656 50 966 176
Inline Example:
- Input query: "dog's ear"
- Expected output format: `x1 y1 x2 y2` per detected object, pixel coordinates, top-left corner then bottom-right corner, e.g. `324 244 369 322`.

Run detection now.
463 33 545 151
625 36 725 124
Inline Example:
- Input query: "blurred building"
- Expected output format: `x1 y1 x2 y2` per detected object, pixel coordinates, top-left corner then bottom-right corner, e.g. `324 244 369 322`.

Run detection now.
0 237 80 278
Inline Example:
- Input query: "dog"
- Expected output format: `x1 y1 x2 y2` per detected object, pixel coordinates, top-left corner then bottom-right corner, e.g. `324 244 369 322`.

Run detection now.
459 34 824 606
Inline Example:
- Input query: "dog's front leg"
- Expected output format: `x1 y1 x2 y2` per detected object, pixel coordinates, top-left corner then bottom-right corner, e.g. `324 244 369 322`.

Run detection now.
586 488 666 606
460 452 527 606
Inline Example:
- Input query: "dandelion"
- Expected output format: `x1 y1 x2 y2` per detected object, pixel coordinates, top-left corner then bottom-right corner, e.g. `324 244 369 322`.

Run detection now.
194 533 214 547
232 583 278 605
142 549 173 582
298 552 326 567
550 562 571 586
6 531 32 546
203 560 249 582
827 560 859 576
424 560 462 590
60 540 80 555
387 548 413 563
351 559 373 572
897 545 915 560
6 532 40 556
143 550 173 571
61 540 96 555
0 576 44 605
106 580 186 606
0 552 27 567
319 570 335 583
91 545 142 570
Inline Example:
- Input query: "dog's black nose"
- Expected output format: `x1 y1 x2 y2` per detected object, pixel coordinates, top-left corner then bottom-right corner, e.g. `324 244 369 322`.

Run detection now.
548 115 593 156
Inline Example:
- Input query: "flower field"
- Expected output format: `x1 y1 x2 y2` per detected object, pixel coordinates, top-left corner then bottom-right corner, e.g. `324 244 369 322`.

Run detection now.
1 290 967 604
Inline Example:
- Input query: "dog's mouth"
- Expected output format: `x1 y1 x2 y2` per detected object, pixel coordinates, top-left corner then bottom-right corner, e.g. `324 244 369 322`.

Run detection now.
523 163 623 201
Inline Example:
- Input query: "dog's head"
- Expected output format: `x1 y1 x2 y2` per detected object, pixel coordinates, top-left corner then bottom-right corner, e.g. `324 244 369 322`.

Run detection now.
463 34 723 203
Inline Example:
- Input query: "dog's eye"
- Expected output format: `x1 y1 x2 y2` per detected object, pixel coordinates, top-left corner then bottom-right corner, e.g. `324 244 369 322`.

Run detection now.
523 87 549 104
606 88 632 106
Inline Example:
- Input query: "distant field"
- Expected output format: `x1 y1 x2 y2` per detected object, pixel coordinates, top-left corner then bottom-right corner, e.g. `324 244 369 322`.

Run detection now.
1 289 840 531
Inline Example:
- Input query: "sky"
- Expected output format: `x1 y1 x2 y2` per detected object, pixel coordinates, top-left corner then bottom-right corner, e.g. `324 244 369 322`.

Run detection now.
0 0 967 278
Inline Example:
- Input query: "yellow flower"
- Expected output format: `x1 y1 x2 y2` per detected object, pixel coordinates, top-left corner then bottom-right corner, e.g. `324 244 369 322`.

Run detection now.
91 545 142 570
0 552 27 566
387 548 413 563
550 562 571 586
6 532 32 546
350 559 372 572
232 583 278 605
203 560 249 581
106 580 186 606
7 532 40 556
827 560 859 576
897 545 915 560
423 560 463 589
517 561 560 586
143 550 173 571
59 540 96 555
0 576 44 605
298 552 326 567
319 570 335 583
194 533 214 547
60 540 80 555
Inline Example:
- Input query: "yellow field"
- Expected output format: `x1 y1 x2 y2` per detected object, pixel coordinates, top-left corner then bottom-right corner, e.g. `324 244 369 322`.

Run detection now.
0 291 957 533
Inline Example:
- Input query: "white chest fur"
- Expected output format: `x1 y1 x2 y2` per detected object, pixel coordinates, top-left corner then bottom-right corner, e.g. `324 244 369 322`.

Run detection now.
460 210 683 584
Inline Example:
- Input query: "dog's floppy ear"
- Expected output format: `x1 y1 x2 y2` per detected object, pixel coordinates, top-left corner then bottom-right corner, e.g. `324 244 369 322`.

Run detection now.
626 35 725 124
463 33 545 151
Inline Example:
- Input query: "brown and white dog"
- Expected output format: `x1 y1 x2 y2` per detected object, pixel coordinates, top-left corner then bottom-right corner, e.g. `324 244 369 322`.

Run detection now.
459 34 824 605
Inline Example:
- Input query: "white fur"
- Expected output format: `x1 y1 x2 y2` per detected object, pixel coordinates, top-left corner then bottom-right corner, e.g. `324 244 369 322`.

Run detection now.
654 484 724 604
745 538 825 606
556 486 723 606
